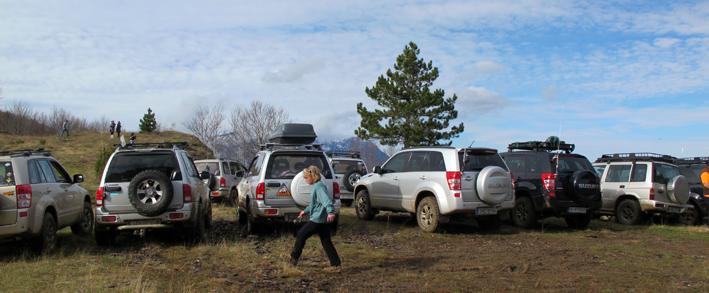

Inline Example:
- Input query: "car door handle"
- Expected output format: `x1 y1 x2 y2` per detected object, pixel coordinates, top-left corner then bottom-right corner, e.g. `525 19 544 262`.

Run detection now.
463 176 474 181
393 177 399 181
46 188 52 193
657 189 664 194
619 185 625 188
420 176 427 180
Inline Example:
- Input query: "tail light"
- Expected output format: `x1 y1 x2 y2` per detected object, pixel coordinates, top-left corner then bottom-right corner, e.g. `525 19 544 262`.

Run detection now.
333 182 341 200
510 172 515 190
95 187 104 206
220 177 226 188
16 185 32 209
446 172 461 191
649 188 654 200
183 184 192 203
255 182 265 200
542 173 556 197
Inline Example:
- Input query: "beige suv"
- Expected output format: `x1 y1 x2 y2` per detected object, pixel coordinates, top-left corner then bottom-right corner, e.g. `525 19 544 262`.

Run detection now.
0 148 93 253
593 153 691 225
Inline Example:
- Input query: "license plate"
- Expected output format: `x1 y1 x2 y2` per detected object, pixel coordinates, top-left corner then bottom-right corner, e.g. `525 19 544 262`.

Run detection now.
129 219 160 226
568 207 587 213
668 207 682 214
476 207 497 215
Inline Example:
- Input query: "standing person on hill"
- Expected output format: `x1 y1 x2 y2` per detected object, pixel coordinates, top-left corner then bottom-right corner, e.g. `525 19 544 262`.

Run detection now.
60 119 69 138
284 165 341 273
701 162 709 227
116 121 122 139
109 120 116 139
130 133 136 144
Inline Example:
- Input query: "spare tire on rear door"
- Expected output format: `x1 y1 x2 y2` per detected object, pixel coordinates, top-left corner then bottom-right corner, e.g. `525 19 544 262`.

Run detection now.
566 170 601 205
291 171 331 207
128 170 174 217
343 169 363 192
476 166 512 205
667 175 690 204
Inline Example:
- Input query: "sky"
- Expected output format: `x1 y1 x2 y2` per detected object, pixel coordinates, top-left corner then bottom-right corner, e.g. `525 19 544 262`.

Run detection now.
1 0 708 161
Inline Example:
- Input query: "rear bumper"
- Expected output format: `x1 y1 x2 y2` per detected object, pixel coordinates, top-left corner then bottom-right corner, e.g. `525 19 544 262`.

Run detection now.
94 203 197 230
639 199 690 214
539 197 602 215
249 200 341 223
209 188 230 198
0 214 31 241
442 198 515 217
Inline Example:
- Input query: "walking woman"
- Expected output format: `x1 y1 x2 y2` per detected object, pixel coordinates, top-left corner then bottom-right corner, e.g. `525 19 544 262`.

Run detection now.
286 165 341 273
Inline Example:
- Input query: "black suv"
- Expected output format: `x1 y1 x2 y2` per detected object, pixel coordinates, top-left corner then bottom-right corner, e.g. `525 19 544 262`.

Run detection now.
500 137 602 229
674 157 708 226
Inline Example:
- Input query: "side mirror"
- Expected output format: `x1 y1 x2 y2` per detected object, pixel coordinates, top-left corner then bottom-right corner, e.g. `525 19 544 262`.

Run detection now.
374 166 382 174
200 171 213 180
236 170 245 177
73 174 84 183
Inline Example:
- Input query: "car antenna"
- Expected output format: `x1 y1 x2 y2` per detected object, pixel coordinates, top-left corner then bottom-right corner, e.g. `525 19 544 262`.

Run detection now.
463 140 475 174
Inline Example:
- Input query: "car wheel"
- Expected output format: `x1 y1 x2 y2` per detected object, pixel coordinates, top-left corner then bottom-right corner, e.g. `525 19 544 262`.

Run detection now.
95 226 117 246
343 170 363 192
246 217 262 235
128 170 174 217
677 203 700 226
565 213 592 230
341 199 353 207
355 189 375 220
71 201 94 236
34 212 58 254
567 170 602 205
616 199 643 225
512 196 537 229
205 198 213 229
226 189 237 207
190 202 208 243
477 215 502 231
417 196 440 233
237 207 248 226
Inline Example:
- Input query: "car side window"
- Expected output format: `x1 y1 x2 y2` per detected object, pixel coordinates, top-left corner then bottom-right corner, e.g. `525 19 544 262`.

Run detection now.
222 162 231 175
631 163 647 182
606 165 631 182
383 152 410 173
229 162 239 175
181 153 199 178
247 155 261 177
505 156 525 175
36 160 57 183
405 152 427 172
48 160 71 183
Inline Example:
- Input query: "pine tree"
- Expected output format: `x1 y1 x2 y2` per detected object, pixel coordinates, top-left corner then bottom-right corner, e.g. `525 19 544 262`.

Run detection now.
355 42 464 148
139 108 157 133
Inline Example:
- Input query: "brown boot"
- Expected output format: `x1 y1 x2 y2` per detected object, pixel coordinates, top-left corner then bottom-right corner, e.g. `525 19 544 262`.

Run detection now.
323 266 341 273
281 254 298 266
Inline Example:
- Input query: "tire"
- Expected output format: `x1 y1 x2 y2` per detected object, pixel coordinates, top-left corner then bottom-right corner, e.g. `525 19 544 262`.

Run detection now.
476 166 513 205
95 226 117 246
616 199 643 225
341 199 353 207
190 202 208 243
71 201 94 236
512 196 537 229
34 212 58 254
343 170 363 192
128 170 174 217
565 213 592 230
237 207 248 226
355 190 376 220
677 203 701 226
202 172 216 191
567 170 602 205
205 198 213 229
667 176 690 204
417 196 441 233
246 217 262 235
226 189 237 207
477 215 502 231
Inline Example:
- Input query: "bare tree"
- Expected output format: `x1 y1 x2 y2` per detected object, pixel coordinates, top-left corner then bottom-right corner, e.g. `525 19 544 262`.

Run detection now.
183 104 226 157
228 100 290 163
6 101 37 135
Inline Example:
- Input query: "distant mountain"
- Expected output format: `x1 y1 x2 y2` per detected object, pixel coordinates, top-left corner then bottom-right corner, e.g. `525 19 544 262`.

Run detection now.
316 137 389 168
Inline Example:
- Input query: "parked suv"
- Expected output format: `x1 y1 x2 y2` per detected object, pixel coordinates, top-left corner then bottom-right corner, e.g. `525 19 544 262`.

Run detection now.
94 142 212 245
673 157 708 226
500 137 602 229
327 151 368 207
195 159 246 206
593 153 691 225
353 146 514 233
236 123 341 234
0 148 93 253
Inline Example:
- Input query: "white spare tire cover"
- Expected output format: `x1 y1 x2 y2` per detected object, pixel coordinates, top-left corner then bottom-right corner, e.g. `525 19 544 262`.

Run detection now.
476 166 512 205
667 175 690 204
290 171 332 207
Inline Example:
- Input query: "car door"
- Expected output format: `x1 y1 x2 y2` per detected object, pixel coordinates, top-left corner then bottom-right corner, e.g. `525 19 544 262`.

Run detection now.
601 163 632 211
371 152 410 208
238 155 262 209
34 159 80 227
396 151 429 211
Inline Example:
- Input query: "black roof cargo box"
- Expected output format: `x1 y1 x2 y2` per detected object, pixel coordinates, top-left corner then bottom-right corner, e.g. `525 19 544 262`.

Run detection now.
268 123 317 145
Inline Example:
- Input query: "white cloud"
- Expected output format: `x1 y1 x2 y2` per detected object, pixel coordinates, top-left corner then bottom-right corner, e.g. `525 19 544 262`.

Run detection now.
474 61 506 74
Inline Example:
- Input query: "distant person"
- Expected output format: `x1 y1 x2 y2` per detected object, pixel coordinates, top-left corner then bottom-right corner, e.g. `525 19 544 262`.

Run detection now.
130 133 136 144
109 120 116 139
702 162 709 227
116 121 122 138
60 119 69 138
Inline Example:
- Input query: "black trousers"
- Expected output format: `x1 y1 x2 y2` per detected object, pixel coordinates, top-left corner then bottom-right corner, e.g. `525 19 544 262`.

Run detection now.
291 220 341 266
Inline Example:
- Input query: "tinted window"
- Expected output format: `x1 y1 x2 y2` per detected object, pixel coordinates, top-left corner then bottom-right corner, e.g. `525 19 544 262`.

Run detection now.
222 162 230 175
332 160 367 174
679 167 701 184
405 152 427 172
247 155 261 177
553 155 594 173
48 160 71 183
105 153 179 183
37 160 57 183
0 161 14 186
196 162 220 175
631 164 647 182
593 165 606 178
504 156 525 174
427 151 446 171
266 153 332 179
459 150 507 172
606 165 631 182
383 152 410 173
653 163 680 184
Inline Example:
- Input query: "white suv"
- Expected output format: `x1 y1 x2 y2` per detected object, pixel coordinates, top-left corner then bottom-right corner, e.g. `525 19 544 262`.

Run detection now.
236 124 341 234
327 151 368 207
94 142 212 245
195 159 246 206
354 147 514 232
593 153 692 225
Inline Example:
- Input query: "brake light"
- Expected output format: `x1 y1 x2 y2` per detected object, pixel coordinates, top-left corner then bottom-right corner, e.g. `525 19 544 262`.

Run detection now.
333 182 341 200
649 188 654 200
256 182 265 200
95 187 104 206
446 172 461 191
542 173 556 197
183 184 192 203
220 177 226 188
16 185 32 209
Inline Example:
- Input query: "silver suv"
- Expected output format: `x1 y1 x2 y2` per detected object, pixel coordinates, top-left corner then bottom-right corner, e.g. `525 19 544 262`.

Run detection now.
354 147 514 232
327 151 368 207
94 142 212 245
593 153 692 225
195 159 246 206
236 123 341 234
0 148 93 253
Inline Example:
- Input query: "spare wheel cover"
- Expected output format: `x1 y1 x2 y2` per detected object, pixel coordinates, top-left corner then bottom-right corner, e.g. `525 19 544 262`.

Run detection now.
290 172 332 207
476 166 512 205
569 170 601 205
667 175 690 204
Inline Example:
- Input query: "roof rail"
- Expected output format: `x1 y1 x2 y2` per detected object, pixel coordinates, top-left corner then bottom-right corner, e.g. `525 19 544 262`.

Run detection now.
0 148 52 157
260 143 323 151
507 136 575 153
326 150 361 158
674 157 709 166
594 153 676 163
114 141 189 151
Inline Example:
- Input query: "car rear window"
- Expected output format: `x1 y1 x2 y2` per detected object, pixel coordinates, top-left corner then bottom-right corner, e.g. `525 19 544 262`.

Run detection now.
266 153 331 179
552 155 594 173
196 162 220 176
458 150 508 172
332 160 367 174
0 161 14 186
105 152 180 183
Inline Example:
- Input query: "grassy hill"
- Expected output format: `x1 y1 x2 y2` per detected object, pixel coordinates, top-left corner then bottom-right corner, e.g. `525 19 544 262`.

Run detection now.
0 130 213 194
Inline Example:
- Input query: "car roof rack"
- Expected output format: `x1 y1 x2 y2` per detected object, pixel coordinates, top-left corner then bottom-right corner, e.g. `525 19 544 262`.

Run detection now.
114 141 189 151
674 157 709 166
594 153 676 163
327 150 361 158
260 143 323 151
0 148 52 157
507 136 575 153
